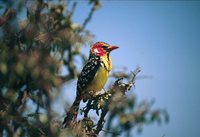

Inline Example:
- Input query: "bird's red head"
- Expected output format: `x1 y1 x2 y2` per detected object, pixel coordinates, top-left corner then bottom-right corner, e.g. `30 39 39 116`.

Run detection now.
91 42 119 56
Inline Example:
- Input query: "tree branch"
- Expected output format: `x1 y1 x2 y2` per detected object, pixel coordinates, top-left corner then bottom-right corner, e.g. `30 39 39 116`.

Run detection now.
81 67 141 136
0 8 15 26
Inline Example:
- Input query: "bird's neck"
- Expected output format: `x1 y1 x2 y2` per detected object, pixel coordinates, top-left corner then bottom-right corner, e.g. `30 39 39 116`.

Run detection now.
100 54 112 72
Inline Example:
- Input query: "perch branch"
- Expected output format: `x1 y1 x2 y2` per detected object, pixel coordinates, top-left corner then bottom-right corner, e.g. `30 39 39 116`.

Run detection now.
94 67 141 135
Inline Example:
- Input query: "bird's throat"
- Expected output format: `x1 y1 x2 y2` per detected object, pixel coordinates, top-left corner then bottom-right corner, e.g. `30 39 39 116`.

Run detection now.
100 54 112 72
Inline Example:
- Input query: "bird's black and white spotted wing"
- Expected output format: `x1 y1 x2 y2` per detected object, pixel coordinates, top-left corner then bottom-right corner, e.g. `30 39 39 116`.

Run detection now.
76 55 101 95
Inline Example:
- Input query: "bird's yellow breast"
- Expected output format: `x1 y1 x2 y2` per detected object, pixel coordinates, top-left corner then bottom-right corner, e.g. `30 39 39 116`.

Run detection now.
86 66 109 94
84 54 112 96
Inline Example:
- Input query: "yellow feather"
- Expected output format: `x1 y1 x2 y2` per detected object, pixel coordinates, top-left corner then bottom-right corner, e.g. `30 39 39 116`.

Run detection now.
100 54 112 71
87 67 109 93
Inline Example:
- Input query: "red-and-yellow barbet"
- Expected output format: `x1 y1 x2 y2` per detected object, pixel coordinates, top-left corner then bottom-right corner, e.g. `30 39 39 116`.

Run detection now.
63 42 118 127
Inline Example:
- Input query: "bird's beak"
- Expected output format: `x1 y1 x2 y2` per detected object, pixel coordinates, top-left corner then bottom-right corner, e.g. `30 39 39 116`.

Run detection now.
108 46 119 52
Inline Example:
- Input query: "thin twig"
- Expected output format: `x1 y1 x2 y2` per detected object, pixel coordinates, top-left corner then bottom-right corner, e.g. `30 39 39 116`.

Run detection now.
0 8 15 26
77 2 96 33
101 129 120 135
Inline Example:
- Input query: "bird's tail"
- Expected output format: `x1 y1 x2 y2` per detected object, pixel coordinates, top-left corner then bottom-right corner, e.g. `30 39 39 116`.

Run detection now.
62 95 81 128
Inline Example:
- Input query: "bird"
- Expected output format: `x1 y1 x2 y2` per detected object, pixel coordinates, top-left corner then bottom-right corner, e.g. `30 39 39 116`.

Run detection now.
63 42 118 127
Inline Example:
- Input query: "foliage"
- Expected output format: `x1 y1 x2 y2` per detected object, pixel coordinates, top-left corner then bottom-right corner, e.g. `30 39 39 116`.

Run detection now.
0 0 168 137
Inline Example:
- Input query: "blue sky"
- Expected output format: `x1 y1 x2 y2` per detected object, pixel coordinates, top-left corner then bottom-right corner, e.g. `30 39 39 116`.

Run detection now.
70 1 200 137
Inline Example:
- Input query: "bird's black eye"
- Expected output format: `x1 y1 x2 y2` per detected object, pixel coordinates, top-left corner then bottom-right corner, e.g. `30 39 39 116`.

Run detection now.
102 46 108 49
